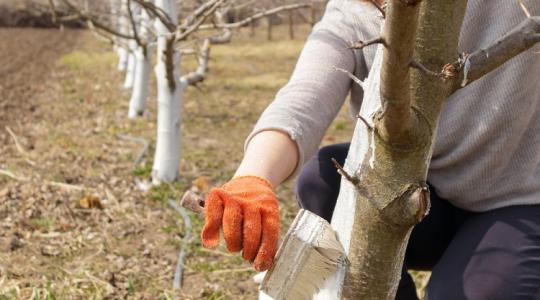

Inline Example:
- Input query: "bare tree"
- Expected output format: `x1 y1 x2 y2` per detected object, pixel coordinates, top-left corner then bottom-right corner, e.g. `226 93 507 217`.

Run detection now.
307 1 540 299
49 0 310 184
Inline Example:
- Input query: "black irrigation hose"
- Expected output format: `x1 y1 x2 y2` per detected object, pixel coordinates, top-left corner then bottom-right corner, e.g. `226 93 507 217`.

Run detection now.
168 199 193 290
118 133 192 293
116 134 150 169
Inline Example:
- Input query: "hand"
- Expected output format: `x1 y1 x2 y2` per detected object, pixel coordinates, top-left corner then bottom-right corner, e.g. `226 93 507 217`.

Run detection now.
201 176 280 271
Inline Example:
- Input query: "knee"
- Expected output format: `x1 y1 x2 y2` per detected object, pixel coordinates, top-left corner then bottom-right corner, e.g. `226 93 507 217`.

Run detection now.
426 261 540 300
295 144 349 222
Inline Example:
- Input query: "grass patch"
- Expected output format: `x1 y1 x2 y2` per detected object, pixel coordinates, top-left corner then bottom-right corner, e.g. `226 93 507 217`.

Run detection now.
29 218 55 231
57 50 115 71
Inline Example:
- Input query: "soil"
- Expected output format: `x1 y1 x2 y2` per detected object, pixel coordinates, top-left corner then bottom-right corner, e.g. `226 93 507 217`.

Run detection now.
0 26 428 299
0 26 321 299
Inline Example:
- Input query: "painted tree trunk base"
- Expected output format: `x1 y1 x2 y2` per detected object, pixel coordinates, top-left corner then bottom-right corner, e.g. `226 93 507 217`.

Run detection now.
123 50 137 90
117 47 128 72
128 46 151 118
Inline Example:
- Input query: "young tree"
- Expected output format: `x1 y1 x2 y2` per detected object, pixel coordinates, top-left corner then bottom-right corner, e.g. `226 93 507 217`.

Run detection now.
310 1 540 299
49 0 311 184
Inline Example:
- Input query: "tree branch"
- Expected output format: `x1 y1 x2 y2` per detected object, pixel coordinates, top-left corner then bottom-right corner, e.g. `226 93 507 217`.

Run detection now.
55 0 136 40
198 3 311 30
127 0 143 47
175 0 226 41
181 10 233 86
378 0 422 147
334 66 365 89
133 0 176 32
452 16 540 91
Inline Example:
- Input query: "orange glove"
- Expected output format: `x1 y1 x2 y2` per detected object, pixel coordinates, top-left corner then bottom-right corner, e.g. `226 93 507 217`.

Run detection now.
201 176 280 271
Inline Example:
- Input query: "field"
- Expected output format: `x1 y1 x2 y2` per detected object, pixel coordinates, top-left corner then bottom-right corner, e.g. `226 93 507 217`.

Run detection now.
0 25 362 300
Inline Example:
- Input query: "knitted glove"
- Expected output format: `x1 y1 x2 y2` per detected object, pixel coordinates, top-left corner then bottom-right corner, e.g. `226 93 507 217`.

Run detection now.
201 176 280 271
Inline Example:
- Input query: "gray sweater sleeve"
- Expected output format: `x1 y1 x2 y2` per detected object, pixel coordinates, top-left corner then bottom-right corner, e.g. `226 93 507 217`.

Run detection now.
245 0 370 178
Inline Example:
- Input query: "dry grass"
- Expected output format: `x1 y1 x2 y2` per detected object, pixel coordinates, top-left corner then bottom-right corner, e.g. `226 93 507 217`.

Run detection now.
0 24 428 299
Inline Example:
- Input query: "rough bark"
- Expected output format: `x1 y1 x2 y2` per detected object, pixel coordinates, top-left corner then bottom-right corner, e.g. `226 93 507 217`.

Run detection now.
315 1 468 299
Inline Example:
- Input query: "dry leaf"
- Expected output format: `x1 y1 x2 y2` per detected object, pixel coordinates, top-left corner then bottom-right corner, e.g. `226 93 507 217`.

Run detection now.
79 195 104 209
192 176 211 192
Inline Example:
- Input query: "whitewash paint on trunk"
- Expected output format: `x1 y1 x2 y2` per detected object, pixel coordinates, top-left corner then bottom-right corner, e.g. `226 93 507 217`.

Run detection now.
117 47 129 71
313 45 384 300
123 43 137 90
128 9 152 118
151 0 185 183
128 47 151 118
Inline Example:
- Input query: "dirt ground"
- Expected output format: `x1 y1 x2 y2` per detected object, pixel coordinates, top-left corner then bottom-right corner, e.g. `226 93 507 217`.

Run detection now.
0 25 429 299
0 25 347 300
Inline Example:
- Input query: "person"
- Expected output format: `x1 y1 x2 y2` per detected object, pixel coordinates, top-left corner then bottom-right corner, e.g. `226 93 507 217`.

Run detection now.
200 0 540 299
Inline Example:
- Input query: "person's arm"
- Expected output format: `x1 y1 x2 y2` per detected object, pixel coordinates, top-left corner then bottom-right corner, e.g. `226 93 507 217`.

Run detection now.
201 0 382 271
234 130 299 188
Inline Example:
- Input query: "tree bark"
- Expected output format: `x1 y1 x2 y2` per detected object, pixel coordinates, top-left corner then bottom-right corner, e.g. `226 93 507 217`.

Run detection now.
267 16 273 41
315 1 468 299
288 10 294 40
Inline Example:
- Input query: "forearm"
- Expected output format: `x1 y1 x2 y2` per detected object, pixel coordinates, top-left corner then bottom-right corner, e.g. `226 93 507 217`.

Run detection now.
234 130 299 188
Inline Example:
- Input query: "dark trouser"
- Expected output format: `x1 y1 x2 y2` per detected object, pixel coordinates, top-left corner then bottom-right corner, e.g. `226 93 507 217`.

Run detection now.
296 143 540 300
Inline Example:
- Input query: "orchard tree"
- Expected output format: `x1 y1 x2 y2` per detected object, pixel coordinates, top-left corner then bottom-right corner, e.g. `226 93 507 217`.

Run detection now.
308 1 540 299
49 0 311 183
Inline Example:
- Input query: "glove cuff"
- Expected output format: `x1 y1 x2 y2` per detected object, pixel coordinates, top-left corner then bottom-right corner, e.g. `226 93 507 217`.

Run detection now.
231 175 274 190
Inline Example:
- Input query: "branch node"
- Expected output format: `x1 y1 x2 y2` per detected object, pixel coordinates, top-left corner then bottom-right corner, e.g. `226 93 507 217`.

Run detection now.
349 37 386 50
331 158 359 185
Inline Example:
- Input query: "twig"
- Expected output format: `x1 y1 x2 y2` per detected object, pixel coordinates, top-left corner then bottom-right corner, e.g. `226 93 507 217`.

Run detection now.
409 60 440 77
5 126 36 166
127 0 143 47
331 158 359 185
334 66 365 89
515 0 531 18
348 37 386 50
357 115 375 131
198 3 311 30
0 169 85 191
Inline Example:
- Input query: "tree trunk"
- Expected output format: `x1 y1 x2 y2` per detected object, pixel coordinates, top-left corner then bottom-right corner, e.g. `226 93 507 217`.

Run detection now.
288 10 294 40
151 0 184 184
117 46 128 71
314 1 468 299
267 16 273 41
123 43 137 90
128 8 152 118
128 45 151 118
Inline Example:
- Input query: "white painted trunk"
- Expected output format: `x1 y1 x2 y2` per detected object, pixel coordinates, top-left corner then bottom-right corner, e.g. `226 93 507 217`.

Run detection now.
151 0 184 184
117 47 129 71
128 47 151 118
313 45 385 300
123 46 137 90
117 0 129 72
128 9 152 118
